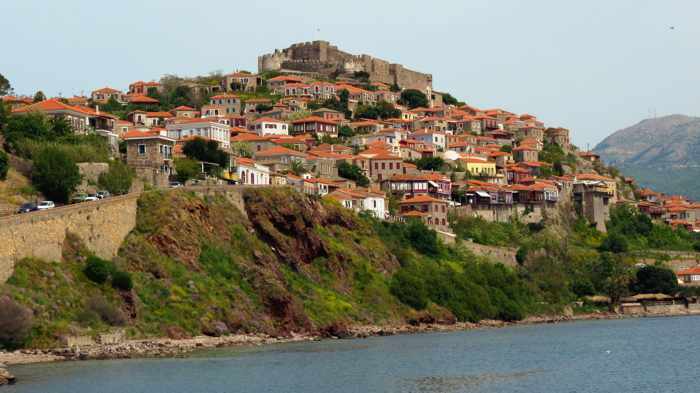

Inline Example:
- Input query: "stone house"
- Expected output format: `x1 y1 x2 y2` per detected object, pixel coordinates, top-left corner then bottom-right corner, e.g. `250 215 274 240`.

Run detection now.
128 81 162 95
91 87 124 104
398 195 450 232
223 72 261 92
545 127 570 150
124 130 175 187
311 108 345 122
266 75 306 95
242 98 273 114
381 172 452 200
254 145 307 172
209 94 241 115
512 146 539 163
354 151 404 182
290 116 338 138
172 106 198 118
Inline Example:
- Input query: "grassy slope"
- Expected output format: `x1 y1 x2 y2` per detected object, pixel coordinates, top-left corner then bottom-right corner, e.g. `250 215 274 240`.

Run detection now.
2 189 411 347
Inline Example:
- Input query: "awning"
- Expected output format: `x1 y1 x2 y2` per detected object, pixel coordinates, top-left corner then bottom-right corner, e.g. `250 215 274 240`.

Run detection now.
475 191 491 198
428 181 439 187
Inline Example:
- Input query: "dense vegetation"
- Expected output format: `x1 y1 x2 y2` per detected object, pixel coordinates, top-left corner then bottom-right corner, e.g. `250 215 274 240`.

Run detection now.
337 162 370 187
451 203 697 306
31 146 82 203
0 189 550 349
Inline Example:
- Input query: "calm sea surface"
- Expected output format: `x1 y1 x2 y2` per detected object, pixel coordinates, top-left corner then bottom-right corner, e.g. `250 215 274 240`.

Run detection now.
6 316 699 393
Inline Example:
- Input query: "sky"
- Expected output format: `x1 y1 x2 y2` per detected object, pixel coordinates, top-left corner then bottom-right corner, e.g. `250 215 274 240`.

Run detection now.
2 0 699 147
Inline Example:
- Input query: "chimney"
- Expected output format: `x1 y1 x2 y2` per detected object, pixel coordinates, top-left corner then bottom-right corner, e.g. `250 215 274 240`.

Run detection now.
95 105 100 114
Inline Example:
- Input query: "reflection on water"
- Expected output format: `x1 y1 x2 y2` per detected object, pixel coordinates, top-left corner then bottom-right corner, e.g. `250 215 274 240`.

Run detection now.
7 317 700 393
403 370 545 393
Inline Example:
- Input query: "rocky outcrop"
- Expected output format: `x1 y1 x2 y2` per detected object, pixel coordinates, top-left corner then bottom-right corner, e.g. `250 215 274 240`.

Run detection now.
0 363 15 385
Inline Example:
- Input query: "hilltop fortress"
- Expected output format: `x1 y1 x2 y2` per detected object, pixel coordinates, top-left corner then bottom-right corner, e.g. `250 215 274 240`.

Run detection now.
258 41 433 92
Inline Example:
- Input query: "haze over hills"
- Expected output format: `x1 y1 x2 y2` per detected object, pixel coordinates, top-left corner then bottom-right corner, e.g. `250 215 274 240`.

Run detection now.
594 114 700 199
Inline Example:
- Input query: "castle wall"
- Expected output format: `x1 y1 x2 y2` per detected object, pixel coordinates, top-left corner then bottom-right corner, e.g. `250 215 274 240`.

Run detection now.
259 41 432 91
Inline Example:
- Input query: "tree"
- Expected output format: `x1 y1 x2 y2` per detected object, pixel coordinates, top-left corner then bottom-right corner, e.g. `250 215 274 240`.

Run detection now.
182 137 228 169
174 158 200 183
599 232 629 254
111 271 134 291
0 296 33 349
289 160 307 176
4 112 52 150
593 253 633 306
500 145 512 153
0 150 8 181
98 161 134 195
231 141 253 158
49 116 73 137
399 89 429 109
33 91 46 103
338 161 369 187
32 146 82 203
338 125 354 138
353 101 400 120
442 93 460 106
255 103 273 113
631 265 678 295
414 156 444 171
0 73 11 96
83 255 113 284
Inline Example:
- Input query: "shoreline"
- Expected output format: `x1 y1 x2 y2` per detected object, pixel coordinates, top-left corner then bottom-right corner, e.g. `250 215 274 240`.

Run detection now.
0 310 695 369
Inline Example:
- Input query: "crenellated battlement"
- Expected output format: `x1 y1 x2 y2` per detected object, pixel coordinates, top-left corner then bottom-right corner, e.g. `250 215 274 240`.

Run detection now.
258 41 432 91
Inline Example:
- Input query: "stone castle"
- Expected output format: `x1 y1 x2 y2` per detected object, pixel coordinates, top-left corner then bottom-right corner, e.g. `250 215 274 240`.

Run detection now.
258 41 433 92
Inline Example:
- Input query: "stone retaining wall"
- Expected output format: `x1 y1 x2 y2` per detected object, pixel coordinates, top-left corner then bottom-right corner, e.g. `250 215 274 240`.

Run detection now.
461 241 518 267
0 194 140 283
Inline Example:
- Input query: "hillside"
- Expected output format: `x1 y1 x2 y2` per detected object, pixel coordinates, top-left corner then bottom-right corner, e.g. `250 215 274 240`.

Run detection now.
594 114 700 198
0 188 538 349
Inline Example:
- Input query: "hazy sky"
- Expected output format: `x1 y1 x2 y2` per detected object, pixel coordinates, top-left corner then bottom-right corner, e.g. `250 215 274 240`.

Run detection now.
3 0 699 147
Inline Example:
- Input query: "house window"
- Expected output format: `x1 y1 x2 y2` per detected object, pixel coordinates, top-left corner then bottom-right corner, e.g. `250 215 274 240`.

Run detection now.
138 144 146 155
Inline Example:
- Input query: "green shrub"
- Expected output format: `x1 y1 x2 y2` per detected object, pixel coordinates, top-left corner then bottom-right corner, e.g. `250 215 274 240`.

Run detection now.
83 256 113 284
631 265 678 295
0 295 33 349
599 233 629 254
111 271 134 291
174 158 200 183
390 268 428 310
404 219 441 256
31 146 82 203
0 149 8 180
98 160 134 195
87 297 126 326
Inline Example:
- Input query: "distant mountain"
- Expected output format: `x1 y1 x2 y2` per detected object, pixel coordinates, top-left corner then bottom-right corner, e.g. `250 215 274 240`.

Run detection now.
594 114 700 199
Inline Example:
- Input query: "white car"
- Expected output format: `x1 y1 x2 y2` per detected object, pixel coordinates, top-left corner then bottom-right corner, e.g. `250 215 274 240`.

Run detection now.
84 195 99 202
37 201 55 210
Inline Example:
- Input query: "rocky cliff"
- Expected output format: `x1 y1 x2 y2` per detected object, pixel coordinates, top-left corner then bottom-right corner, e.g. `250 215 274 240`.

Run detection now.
0 188 536 349
594 114 700 198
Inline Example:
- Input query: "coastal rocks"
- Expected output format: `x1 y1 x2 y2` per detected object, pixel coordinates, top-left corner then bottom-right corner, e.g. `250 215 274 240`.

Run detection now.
0 363 15 385
202 320 229 337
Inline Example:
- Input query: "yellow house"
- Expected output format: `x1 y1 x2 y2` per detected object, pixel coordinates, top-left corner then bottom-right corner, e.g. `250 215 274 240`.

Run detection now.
460 157 497 177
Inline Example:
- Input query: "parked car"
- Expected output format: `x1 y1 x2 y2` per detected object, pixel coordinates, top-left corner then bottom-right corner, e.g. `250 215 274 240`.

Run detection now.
37 201 55 210
85 194 99 202
96 191 111 199
71 194 88 204
17 203 37 214
169 181 182 188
